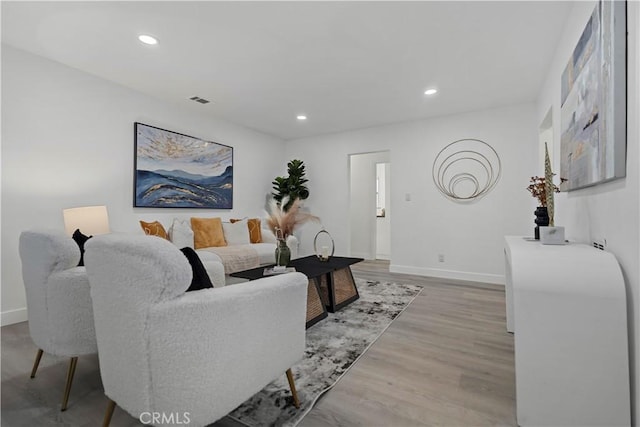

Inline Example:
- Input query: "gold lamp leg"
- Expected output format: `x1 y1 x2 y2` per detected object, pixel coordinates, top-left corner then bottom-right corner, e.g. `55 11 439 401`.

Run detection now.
286 368 300 409
30 349 44 378
60 357 78 411
102 399 116 427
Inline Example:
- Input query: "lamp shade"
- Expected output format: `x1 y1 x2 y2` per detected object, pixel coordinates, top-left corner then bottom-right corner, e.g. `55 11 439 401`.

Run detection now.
63 205 110 236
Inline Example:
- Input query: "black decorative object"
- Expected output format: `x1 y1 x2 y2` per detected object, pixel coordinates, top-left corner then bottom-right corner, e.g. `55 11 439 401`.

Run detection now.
71 229 92 266
180 247 213 292
432 138 501 201
534 206 550 240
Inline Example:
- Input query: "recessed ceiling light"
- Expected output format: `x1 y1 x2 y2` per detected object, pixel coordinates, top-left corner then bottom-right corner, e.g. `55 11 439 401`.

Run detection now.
296 115 307 120
424 88 438 96
138 34 158 45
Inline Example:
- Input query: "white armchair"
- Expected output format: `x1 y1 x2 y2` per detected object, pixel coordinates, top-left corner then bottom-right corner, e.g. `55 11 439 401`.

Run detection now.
18 229 98 411
84 233 308 426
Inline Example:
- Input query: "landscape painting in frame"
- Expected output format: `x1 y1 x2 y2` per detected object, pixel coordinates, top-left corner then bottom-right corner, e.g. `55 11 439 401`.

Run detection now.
560 0 626 191
134 123 233 208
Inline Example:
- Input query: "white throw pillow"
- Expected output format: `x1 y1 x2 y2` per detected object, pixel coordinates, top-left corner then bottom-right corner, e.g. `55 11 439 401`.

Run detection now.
222 220 250 245
169 218 194 249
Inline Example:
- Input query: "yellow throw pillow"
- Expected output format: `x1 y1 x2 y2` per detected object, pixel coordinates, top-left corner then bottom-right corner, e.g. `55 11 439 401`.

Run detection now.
231 218 262 243
191 217 227 249
140 220 168 239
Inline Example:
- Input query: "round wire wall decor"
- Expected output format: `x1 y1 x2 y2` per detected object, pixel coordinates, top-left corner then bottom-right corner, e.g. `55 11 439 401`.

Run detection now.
432 139 501 201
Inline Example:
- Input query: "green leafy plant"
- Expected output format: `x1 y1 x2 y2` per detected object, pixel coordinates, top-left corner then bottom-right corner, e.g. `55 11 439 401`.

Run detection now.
272 159 310 211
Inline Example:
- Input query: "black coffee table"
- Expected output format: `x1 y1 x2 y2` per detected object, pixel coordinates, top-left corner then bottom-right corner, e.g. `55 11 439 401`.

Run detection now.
231 255 363 328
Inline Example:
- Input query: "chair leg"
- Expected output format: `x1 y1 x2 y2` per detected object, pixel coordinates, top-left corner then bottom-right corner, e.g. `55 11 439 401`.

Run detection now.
102 399 116 427
60 357 78 411
30 349 44 378
286 368 300 409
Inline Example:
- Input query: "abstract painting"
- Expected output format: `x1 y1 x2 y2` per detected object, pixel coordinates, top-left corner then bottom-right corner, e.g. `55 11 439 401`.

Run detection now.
560 0 626 191
134 123 233 208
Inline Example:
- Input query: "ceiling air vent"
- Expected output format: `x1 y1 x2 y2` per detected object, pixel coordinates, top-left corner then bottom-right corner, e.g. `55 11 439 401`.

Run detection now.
189 96 210 104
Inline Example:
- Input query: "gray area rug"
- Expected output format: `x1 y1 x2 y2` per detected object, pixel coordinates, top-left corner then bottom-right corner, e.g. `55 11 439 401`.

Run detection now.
228 278 423 427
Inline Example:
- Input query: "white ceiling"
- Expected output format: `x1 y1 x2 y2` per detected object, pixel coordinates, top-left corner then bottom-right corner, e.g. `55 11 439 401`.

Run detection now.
1 1 573 140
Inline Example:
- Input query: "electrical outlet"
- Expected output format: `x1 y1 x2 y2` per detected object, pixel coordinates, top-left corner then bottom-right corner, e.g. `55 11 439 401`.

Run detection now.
438 254 445 262
593 238 607 250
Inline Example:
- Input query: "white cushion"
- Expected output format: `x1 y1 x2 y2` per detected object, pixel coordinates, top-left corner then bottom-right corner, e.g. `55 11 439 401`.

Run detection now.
252 243 278 265
195 249 223 264
194 250 225 287
200 259 226 288
261 228 277 244
169 218 194 249
222 220 250 246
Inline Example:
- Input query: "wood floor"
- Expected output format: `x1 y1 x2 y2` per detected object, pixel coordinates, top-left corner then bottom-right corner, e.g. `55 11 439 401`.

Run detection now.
1 260 516 426
300 261 516 426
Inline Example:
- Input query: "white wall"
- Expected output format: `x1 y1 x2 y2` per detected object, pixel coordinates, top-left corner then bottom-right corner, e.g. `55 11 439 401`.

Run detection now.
349 151 390 259
1 45 286 324
538 109 554 176
536 2 640 422
286 103 538 284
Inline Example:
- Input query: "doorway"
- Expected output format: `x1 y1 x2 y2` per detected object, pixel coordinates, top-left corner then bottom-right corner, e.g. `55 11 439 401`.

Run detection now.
375 162 390 260
348 151 391 260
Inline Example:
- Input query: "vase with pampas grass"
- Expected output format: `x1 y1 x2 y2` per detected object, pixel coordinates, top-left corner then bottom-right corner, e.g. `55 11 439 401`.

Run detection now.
266 196 319 266
526 143 567 243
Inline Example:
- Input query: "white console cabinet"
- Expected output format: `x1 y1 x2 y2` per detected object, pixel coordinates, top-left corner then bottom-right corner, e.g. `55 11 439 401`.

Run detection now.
504 236 630 426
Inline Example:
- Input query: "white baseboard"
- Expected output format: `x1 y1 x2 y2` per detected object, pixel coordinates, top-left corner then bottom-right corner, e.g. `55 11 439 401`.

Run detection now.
350 251 373 260
2 307 27 326
389 264 505 285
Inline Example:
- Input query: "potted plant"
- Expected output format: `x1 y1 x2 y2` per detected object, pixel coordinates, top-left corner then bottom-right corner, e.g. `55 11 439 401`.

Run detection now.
269 159 319 265
272 159 310 211
526 143 566 241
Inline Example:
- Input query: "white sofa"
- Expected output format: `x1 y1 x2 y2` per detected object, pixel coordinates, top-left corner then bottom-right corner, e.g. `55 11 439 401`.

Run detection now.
140 217 299 284
195 227 299 272
84 233 308 426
